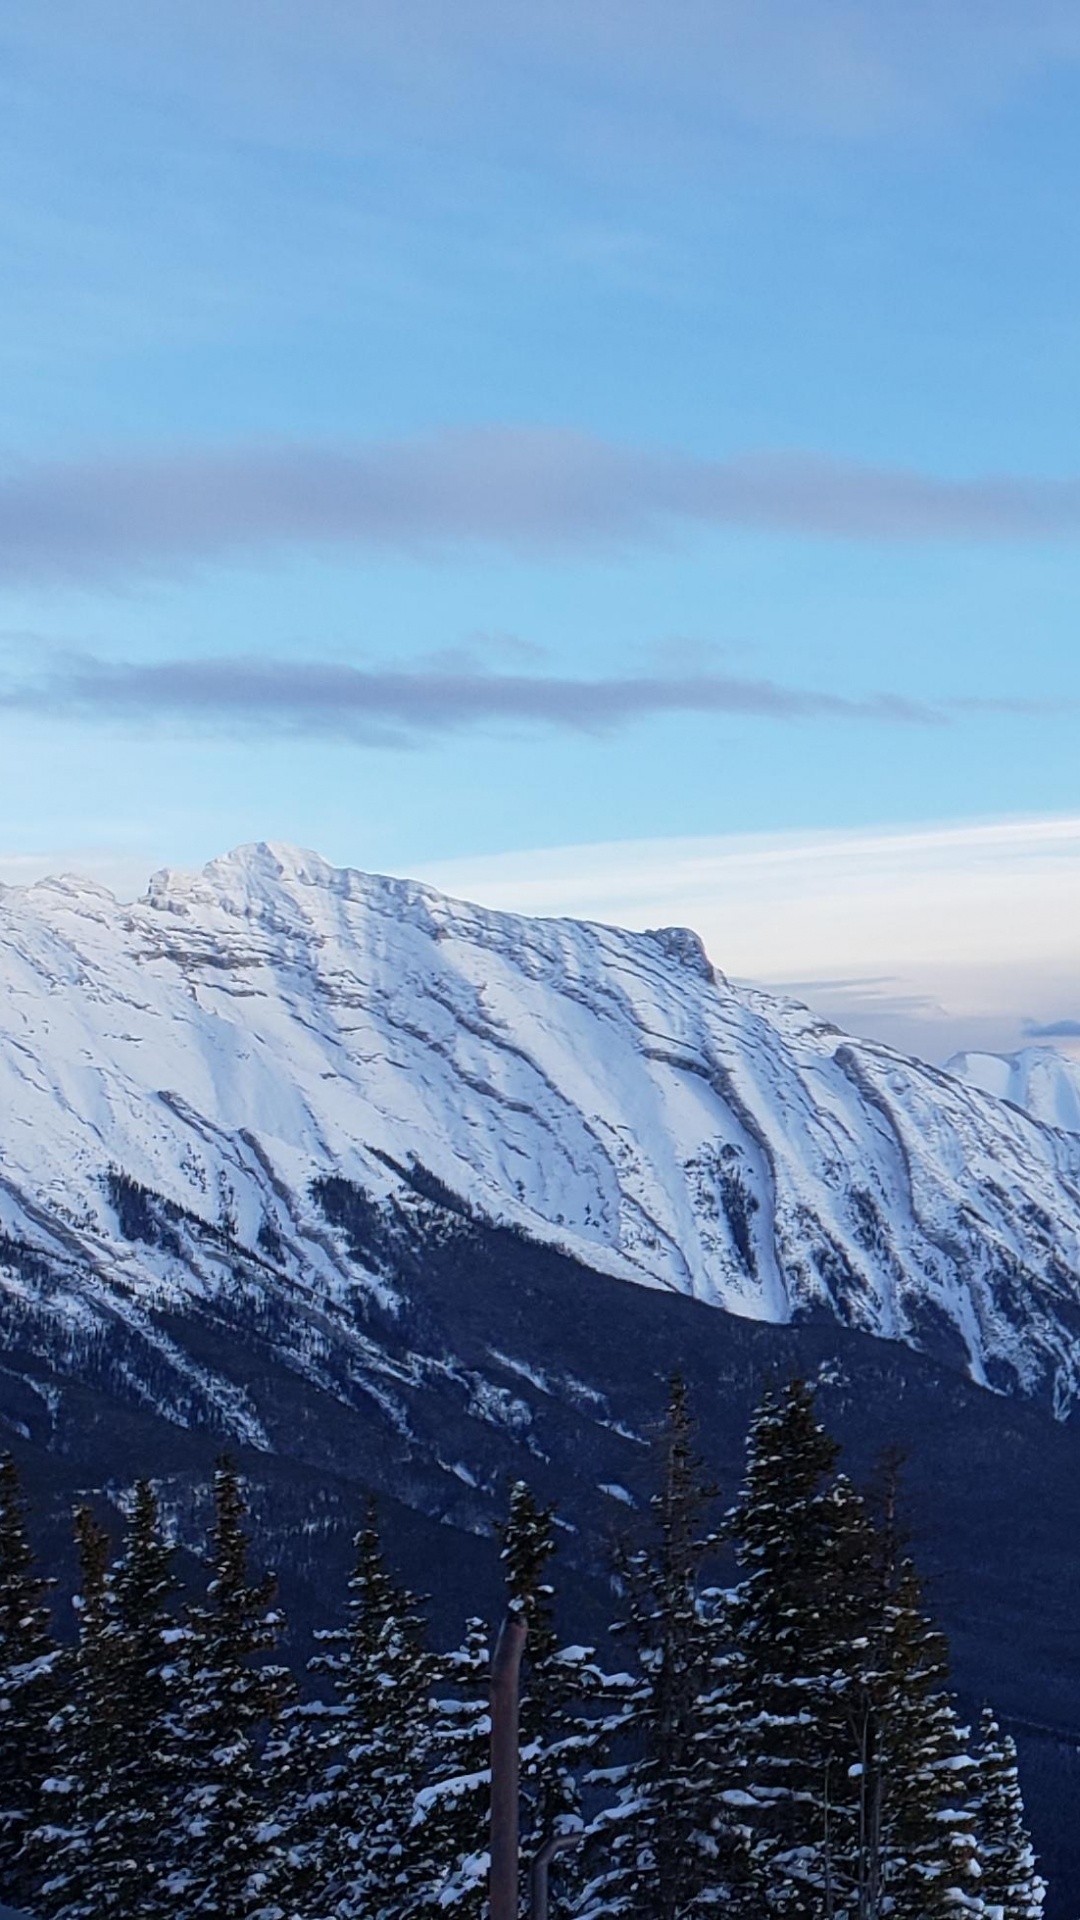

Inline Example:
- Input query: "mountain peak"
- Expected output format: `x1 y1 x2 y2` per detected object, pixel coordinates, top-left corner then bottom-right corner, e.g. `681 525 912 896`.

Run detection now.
2 839 1080 1413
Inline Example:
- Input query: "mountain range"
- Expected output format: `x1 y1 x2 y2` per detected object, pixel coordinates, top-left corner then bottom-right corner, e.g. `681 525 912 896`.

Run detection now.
4 840 1080 1411
3 842 1080 1904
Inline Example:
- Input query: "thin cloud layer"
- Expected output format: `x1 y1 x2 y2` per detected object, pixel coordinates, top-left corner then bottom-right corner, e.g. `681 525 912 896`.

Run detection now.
8 1 1080 146
0 649 935 743
420 814 1080 1062
5 429 1080 583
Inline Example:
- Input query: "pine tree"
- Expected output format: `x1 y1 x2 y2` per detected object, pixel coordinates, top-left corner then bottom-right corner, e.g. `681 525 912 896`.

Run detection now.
727 1384 986 1920
37 1504 122 1920
0 1452 61 1911
866 1559 982 1920
415 1615 492 1920
304 1500 435 1920
34 1486 185 1920
257 1683 334 1919
166 1457 291 1920
592 1378 743 1920
971 1708 1045 1920
499 1478 606 1890
725 1381 881 1920
100 1480 185 1917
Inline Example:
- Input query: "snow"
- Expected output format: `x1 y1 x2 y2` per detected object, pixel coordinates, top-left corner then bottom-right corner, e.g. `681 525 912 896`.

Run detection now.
948 1048 1080 1138
0 841 1079 1414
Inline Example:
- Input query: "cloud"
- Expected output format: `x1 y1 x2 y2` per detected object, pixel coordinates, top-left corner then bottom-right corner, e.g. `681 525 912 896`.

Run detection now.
418 814 1080 1062
0 846 153 900
0 646 936 744
7 1 1080 149
1023 1018 1080 1038
6 429 1080 583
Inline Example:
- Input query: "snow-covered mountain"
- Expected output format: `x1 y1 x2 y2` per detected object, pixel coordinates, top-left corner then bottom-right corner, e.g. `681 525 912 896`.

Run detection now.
948 1047 1080 1138
3 840 1080 1429
11 843 1080 1901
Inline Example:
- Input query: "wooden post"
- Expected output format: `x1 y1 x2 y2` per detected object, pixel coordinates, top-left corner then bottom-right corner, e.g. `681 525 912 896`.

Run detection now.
490 1610 528 1920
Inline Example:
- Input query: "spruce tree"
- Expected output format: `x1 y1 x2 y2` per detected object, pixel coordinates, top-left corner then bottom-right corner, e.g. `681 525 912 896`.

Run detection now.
101 1480 185 1917
727 1384 987 1920
37 1504 122 1920
499 1478 605 1883
257 1687 333 1919
865 1559 982 1920
593 1377 743 1920
306 1499 435 1920
971 1708 1045 1920
725 1381 881 1920
415 1615 492 1920
0 1452 60 1911
167 1457 291 1920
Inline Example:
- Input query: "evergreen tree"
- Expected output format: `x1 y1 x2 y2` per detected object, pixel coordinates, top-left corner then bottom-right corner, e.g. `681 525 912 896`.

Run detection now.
258 1688 334 1919
866 1559 982 1920
0 1452 60 1911
101 1480 185 1917
415 1616 492 1920
37 1504 122 1920
500 1478 606 1883
725 1382 882 1920
36 1486 185 1920
727 1384 986 1920
305 1500 435 1920
167 1457 291 1920
971 1708 1045 1920
592 1378 743 1920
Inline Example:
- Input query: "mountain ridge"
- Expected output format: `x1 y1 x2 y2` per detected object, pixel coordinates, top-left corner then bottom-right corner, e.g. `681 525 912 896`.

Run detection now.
7 841 1080 1903
2 839 1080 1421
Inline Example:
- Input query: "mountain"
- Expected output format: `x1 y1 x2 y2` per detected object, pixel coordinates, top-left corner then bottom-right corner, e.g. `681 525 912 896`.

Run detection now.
3 840 1080 1423
5 842 1080 1903
948 1045 1080 1138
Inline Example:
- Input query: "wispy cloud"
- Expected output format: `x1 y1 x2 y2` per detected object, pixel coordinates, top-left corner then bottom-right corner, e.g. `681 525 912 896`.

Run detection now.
0 646 935 743
7 1 1080 149
419 814 1080 1062
5 429 1080 583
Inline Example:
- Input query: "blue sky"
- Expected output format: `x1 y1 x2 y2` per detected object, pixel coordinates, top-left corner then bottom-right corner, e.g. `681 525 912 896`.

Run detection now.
2 3 1080 1056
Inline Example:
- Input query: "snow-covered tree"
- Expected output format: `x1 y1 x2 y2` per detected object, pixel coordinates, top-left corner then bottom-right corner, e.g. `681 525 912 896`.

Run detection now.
589 1378 744 1920
304 1499 435 1920
0 1452 60 1911
500 1482 606 1869
727 1382 989 1920
37 1504 121 1920
865 1557 982 1920
971 1708 1045 1920
417 1480 618 1920
724 1379 859 1918
35 1484 185 1920
166 1458 291 1920
414 1615 492 1920
257 1687 334 1918
99 1480 185 1916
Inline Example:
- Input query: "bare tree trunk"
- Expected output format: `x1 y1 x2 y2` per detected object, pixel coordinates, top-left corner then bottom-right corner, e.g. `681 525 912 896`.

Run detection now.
490 1611 528 1920
529 1830 582 1920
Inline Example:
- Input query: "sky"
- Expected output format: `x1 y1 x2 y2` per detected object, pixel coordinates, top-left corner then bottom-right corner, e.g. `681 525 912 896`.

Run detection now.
2 1 1079 1062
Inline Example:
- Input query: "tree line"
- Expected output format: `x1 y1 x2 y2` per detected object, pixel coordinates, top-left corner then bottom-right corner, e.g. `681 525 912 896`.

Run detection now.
0 1379 1046 1920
